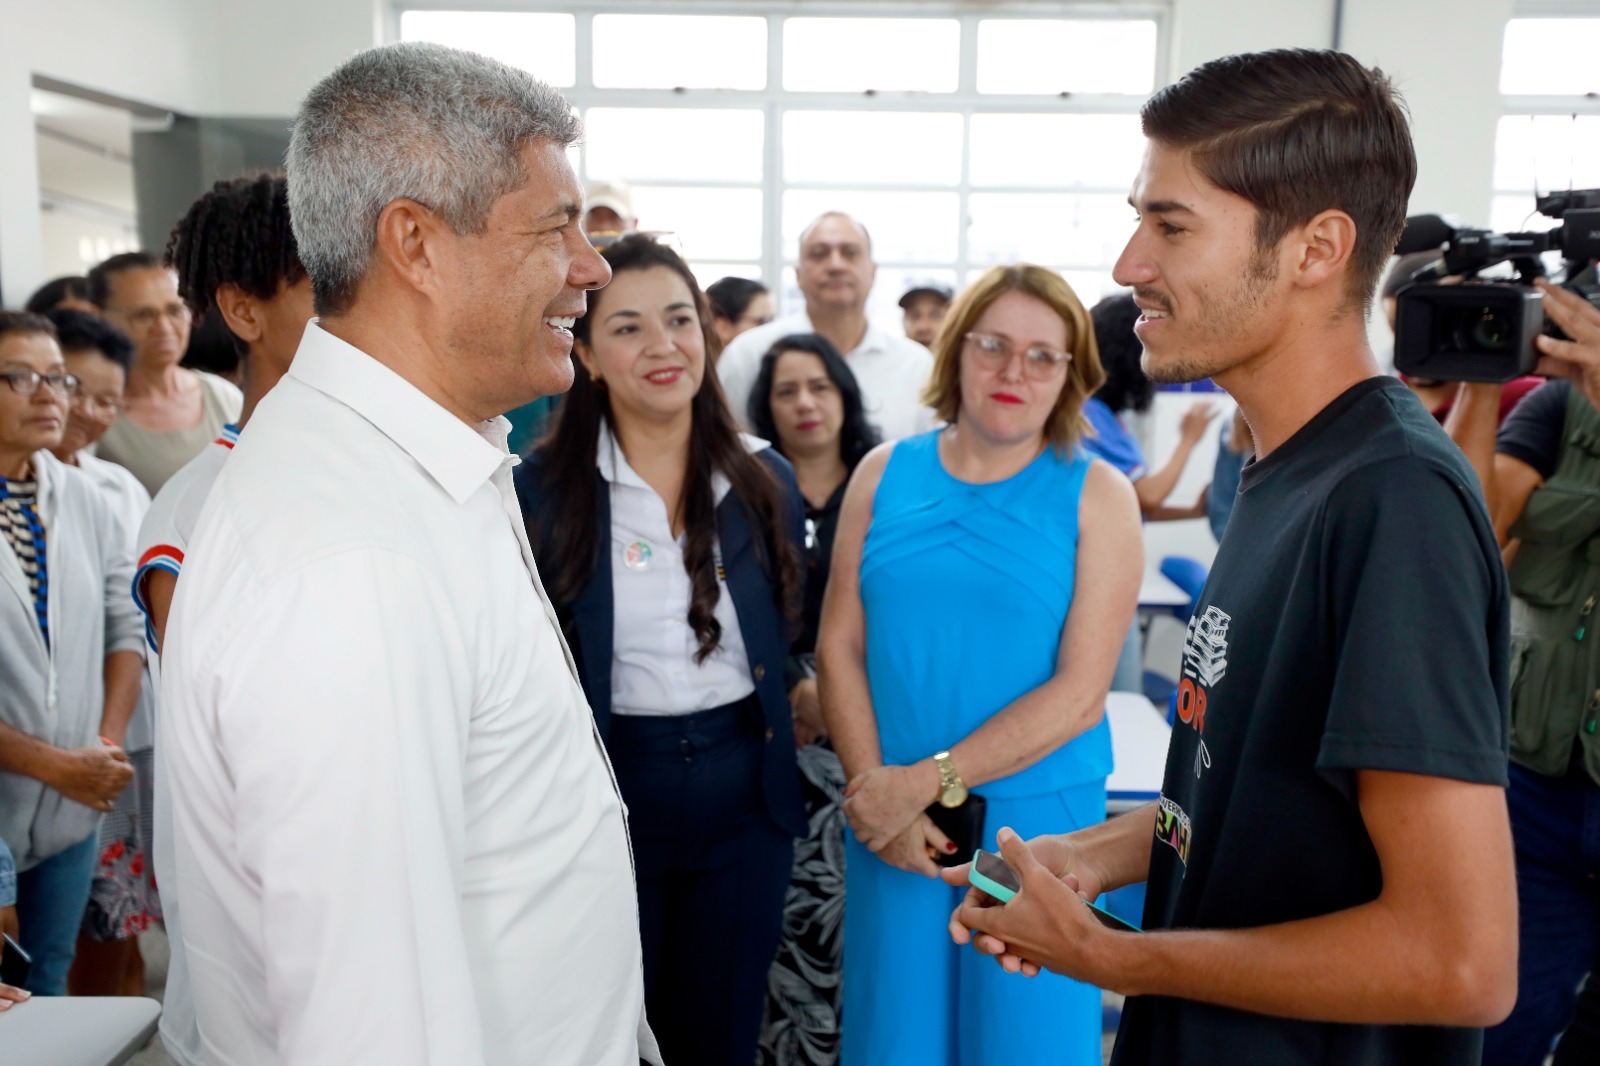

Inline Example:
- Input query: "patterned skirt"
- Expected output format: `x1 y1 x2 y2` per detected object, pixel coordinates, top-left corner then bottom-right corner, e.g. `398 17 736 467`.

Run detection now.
760 741 848 1066
79 747 161 942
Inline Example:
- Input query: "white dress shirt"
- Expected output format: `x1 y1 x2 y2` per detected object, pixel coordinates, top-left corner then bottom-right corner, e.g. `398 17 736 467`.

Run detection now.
131 424 238 1066
716 311 938 441
161 322 656 1066
598 426 758 716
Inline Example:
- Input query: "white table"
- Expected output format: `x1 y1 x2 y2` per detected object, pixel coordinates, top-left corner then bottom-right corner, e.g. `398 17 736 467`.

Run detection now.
1105 691 1172 814
1138 570 1190 610
0 996 161 1066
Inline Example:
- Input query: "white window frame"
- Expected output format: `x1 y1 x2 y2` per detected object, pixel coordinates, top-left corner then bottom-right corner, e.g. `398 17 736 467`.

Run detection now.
1496 2 1600 223
391 1 1171 304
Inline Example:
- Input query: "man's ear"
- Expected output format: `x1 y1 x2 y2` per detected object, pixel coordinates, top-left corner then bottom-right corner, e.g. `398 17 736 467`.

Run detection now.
213 282 262 344
1293 209 1358 292
372 198 450 298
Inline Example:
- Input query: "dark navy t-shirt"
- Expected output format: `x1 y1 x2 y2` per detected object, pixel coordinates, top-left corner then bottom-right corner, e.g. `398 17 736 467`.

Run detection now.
1112 377 1511 1066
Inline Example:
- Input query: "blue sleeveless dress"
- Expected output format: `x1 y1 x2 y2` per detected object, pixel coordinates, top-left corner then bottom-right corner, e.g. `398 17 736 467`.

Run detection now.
842 430 1110 1066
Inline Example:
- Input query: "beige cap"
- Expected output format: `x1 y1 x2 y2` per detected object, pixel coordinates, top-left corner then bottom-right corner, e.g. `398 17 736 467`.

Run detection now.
585 180 634 222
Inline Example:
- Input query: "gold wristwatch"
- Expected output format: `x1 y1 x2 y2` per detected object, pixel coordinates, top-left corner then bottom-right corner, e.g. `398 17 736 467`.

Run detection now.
933 750 968 808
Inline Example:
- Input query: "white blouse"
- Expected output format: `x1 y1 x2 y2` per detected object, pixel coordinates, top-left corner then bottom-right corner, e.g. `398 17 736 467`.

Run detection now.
598 426 761 716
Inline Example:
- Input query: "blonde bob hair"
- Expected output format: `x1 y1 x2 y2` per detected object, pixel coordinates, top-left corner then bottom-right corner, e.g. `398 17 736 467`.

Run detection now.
920 264 1105 451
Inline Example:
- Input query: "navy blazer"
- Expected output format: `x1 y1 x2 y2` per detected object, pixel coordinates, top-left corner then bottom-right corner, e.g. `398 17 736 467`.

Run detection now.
516 445 807 839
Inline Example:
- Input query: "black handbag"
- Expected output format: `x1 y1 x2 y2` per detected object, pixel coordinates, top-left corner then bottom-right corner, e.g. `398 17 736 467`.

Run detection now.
925 793 987 869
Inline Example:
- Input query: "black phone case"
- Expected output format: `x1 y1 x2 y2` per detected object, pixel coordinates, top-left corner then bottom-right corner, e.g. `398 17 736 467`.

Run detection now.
1 933 31 989
925 793 987 869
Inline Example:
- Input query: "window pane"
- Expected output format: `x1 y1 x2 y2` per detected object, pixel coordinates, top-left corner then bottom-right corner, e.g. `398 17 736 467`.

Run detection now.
399 11 575 87
783 18 959 93
977 20 1157 95
967 192 1132 267
1493 115 1600 193
593 15 766 90
969 113 1144 188
1489 195 1563 236
584 109 763 183
1501 19 1600 95
783 190 959 262
784 112 962 185
690 262 765 295
629 187 763 262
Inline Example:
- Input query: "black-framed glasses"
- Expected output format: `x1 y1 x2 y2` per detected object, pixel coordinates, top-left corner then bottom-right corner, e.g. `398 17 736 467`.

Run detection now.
964 331 1071 380
0 370 81 398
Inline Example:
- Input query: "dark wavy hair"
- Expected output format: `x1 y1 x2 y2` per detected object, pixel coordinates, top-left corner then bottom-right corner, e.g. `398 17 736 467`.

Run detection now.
747 333 881 472
533 234 801 662
705 276 768 323
45 309 133 371
24 276 92 314
1090 294 1154 415
167 172 305 356
1141 48 1415 311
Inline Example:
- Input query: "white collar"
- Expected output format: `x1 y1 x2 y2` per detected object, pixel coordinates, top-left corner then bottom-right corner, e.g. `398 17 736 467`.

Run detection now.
287 321 513 505
595 422 771 504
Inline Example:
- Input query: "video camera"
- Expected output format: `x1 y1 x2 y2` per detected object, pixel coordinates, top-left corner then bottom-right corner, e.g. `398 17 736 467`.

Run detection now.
1393 190 1600 383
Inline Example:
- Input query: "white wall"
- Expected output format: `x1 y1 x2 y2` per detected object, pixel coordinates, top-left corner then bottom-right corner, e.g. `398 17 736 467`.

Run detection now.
0 0 215 304
1342 0 1517 223
199 0 385 116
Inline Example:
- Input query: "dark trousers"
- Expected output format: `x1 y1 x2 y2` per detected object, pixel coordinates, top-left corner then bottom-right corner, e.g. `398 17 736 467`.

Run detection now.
609 696 795 1066
1483 762 1600 1066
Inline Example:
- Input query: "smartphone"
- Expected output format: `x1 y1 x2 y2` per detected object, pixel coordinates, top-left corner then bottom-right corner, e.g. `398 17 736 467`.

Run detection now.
968 849 1022 902
968 849 1143 932
1 933 31 989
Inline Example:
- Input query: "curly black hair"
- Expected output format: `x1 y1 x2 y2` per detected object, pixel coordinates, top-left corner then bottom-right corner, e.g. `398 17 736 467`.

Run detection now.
165 172 304 328
1090 293 1155 415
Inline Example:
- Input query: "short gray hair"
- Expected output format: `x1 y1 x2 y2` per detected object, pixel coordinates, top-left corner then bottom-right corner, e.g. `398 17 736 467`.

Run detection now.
286 41 580 315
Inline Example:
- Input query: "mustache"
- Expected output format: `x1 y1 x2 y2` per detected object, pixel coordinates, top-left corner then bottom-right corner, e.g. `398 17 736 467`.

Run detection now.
1134 288 1173 314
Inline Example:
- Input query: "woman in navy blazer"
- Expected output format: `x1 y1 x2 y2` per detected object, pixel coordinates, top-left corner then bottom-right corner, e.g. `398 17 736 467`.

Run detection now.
516 236 805 1066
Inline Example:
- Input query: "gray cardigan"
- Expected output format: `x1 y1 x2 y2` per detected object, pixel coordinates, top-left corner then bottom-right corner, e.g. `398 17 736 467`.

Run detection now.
1 450 144 871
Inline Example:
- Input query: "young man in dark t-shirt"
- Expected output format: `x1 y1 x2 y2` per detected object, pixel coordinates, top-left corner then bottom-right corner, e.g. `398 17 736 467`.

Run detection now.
943 49 1518 1065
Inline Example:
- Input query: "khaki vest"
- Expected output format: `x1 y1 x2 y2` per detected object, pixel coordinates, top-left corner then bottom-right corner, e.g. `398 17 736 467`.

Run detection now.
1508 386 1600 785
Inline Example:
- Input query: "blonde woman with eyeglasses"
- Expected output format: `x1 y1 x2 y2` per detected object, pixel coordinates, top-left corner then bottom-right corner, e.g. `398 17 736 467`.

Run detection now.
817 264 1142 1065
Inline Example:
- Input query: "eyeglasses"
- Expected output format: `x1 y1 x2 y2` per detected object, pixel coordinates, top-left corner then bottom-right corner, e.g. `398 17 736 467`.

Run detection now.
1 370 81 398
964 331 1071 380
105 302 191 330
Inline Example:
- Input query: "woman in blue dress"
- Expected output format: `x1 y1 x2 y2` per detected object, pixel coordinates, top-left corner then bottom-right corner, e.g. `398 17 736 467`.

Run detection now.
817 264 1142 1065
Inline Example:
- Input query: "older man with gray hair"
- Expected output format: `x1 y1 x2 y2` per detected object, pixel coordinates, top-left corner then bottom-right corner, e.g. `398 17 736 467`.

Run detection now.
158 43 659 1065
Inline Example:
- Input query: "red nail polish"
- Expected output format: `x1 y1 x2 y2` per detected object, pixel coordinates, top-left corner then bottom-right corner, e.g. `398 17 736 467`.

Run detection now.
945 842 957 853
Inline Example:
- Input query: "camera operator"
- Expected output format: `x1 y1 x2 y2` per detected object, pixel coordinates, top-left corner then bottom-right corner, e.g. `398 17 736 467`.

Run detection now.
1446 278 1600 1066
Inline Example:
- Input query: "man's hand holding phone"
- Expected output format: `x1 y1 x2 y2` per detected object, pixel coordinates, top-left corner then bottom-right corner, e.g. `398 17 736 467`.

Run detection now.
940 826 1130 984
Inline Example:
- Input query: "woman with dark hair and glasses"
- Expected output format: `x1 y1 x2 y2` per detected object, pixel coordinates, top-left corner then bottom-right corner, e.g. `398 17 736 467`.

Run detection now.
818 265 1142 1065
746 332 879 1065
516 234 806 1066
0 312 143 999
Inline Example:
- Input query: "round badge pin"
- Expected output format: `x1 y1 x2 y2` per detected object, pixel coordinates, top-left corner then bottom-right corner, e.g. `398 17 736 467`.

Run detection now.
624 540 654 571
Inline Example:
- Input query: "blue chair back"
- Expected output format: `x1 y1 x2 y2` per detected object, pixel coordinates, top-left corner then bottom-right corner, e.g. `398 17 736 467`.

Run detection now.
1159 554 1209 620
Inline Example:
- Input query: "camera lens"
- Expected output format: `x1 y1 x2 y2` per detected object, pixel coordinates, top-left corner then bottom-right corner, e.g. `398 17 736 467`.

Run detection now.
1449 307 1514 353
